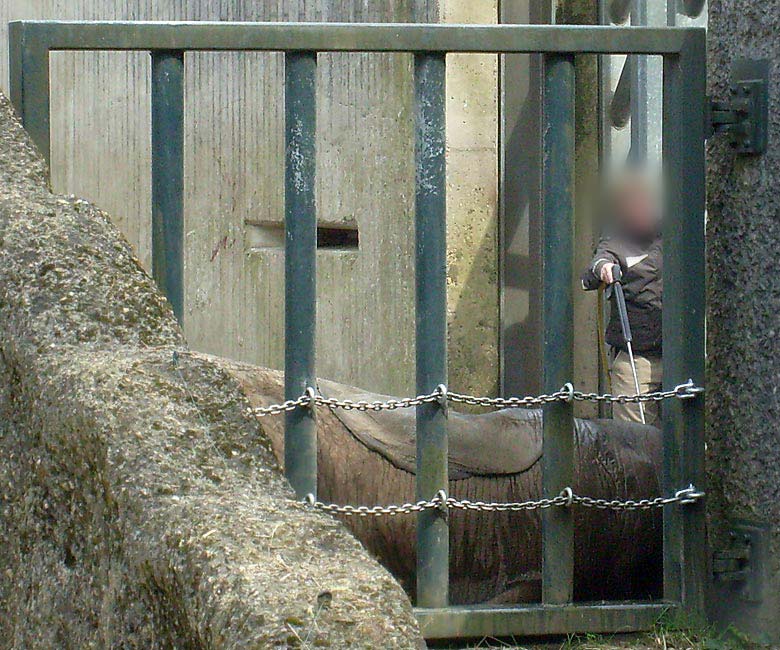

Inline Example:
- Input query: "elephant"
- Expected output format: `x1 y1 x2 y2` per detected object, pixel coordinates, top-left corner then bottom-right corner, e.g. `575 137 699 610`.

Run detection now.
229 364 663 606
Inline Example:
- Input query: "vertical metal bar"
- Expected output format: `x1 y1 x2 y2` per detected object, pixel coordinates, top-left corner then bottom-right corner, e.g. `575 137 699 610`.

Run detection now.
8 23 26 129
414 52 448 609
9 23 51 166
661 32 707 615
284 51 318 500
597 2 614 419
151 50 185 323
541 53 576 605
628 0 648 163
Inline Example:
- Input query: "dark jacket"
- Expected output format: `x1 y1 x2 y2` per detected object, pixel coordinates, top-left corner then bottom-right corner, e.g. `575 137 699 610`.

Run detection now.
581 232 663 355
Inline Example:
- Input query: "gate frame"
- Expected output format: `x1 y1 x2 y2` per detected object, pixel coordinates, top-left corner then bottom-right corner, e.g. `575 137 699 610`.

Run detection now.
9 20 707 641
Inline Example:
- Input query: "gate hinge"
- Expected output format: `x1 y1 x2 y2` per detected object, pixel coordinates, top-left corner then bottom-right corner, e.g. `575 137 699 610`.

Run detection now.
712 531 751 581
706 59 769 155
712 519 768 603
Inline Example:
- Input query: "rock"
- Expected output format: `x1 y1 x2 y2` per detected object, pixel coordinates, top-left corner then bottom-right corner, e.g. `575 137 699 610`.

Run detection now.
0 92 422 648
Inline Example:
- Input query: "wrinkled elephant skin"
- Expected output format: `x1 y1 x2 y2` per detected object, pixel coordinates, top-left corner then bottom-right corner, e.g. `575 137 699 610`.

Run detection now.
230 365 663 605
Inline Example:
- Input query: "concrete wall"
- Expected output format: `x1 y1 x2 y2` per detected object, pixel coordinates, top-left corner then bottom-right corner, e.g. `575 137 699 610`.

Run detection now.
0 0 505 399
499 0 601 415
599 3 707 169
443 0 499 398
498 1 549 398
707 1 780 642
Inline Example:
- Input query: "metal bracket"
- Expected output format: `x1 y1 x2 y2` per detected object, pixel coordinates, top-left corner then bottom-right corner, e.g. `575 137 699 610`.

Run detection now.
712 519 768 603
707 59 769 154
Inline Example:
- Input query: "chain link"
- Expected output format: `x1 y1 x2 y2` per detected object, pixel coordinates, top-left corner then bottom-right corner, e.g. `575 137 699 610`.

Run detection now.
251 394 313 417
570 485 705 511
302 485 704 517
248 380 703 417
311 392 441 412
302 491 447 517
571 381 705 405
444 494 572 512
447 388 573 409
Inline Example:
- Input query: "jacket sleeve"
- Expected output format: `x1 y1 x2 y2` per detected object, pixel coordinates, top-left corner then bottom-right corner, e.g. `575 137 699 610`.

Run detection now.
580 237 620 291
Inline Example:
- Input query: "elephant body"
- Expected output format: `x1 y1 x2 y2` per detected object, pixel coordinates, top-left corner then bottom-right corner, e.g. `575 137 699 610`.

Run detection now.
232 366 663 605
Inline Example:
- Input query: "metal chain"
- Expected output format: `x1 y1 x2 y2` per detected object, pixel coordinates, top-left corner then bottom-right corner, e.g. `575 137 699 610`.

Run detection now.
571 487 704 511
302 491 446 517
251 391 313 417
312 391 441 412
302 485 704 517
249 381 703 417
251 384 705 517
571 381 705 405
444 493 572 512
447 388 572 408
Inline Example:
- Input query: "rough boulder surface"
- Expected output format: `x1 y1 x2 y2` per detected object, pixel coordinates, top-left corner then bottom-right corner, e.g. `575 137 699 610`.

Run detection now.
0 92 422 649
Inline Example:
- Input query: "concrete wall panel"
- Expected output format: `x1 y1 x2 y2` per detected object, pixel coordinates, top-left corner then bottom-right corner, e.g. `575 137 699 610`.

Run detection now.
443 0 499 398
0 1 455 397
707 0 780 641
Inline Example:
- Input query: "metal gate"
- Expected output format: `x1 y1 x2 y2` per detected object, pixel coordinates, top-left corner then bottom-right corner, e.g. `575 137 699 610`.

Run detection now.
9 20 706 641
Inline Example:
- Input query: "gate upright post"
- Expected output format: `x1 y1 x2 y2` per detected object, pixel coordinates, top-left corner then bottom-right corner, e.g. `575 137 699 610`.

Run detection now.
414 52 449 609
9 22 51 166
541 53 576 605
151 50 185 323
284 51 318 500
661 33 707 616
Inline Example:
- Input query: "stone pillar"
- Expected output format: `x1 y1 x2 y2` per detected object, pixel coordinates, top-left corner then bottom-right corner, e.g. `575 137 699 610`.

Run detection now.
707 2 780 643
443 0 500 398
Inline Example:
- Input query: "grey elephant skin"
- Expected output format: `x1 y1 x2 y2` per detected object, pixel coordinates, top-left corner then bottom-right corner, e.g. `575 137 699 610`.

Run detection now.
230 365 663 606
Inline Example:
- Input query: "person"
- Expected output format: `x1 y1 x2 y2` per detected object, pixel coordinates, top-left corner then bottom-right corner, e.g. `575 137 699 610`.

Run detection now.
581 171 662 425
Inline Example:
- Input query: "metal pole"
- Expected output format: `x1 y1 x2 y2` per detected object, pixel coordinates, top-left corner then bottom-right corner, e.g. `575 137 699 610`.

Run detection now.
414 52 448 609
661 35 707 615
541 53 576 605
629 0 648 164
151 50 185 323
284 51 318 500
9 22 51 166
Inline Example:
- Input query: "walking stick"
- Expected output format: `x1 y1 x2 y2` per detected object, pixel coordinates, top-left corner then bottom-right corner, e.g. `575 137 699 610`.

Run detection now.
607 265 646 424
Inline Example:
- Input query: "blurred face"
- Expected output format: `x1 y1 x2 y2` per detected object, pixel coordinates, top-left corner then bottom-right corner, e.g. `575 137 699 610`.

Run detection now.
610 175 660 238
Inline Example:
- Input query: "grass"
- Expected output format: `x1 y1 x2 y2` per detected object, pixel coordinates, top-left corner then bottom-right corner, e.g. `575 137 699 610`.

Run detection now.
455 614 766 650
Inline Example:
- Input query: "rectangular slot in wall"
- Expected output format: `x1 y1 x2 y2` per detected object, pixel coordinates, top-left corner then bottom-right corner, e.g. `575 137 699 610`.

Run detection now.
316 226 359 249
246 220 359 251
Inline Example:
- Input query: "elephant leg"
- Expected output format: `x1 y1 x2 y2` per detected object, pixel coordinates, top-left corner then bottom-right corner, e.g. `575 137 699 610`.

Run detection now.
483 579 541 605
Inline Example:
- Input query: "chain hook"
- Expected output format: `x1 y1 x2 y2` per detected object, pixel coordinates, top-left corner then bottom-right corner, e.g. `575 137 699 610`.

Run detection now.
675 379 704 399
559 486 574 507
560 383 575 403
675 484 705 504
435 384 449 416
434 489 449 513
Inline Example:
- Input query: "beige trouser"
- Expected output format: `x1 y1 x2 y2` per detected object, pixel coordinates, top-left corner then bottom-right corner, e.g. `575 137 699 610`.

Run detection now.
610 349 663 426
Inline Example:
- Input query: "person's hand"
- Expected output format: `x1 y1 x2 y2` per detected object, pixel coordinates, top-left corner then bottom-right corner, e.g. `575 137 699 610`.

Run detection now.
600 263 615 285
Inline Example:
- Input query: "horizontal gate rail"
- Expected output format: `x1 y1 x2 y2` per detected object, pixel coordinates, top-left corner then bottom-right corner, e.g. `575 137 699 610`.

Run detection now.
11 20 693 55
8 20 707 641
416 602 673 640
